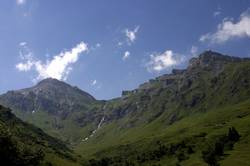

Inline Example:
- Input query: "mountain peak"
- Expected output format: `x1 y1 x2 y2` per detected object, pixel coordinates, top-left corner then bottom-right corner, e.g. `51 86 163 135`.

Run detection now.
37 77 61 84
35 78 79 91
36 77 70 88
0 78 96 114
188 50 248 69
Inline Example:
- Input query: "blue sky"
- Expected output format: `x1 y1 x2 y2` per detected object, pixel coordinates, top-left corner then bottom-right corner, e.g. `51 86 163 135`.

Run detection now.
0 0 250 99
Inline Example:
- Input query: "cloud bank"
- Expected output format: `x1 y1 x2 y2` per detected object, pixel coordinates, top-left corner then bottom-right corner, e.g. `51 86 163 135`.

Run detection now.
16 42 88 81
200 9 250 44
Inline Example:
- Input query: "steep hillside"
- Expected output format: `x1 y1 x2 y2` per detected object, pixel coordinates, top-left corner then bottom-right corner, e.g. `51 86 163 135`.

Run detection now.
100 51 250 129
0 78 104 144
0 105 81 166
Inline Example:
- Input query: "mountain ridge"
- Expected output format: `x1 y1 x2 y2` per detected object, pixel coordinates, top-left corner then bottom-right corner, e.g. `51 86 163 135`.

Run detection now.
1 50 250 165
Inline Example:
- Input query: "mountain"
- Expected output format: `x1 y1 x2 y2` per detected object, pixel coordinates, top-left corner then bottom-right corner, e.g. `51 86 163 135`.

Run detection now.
0 105 80 166
0 78 104 144
0 78 95 114
98 51 250 127
75 51 250 165
1 51 250 165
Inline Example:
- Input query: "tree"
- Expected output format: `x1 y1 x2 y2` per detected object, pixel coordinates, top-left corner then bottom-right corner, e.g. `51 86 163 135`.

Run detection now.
228 127 240 142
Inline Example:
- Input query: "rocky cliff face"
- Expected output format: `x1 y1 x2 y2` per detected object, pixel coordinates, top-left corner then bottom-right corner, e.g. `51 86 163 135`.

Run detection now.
188 50 247 71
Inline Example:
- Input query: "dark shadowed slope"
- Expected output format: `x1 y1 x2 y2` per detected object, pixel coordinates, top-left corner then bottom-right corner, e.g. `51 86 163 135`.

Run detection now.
0 105 81 166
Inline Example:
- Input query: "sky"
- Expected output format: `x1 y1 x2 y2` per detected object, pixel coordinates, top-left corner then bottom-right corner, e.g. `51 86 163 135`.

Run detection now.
0 0 250 99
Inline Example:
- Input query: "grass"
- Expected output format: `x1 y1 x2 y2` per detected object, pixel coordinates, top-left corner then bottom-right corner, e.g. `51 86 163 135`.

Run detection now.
75 98 250 165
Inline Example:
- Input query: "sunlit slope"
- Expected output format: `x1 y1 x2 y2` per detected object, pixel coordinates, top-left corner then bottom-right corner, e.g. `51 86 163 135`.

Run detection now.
76 51 250 165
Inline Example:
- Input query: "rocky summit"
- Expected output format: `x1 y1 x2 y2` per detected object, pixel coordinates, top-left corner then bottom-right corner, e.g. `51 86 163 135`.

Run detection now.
0 78 96 114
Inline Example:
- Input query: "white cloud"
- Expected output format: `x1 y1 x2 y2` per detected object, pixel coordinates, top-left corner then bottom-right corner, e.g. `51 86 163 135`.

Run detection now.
146 50 181 72
200 9 250 44
16 42 88 81
19 42 27 46
16 0 26 5
122 51 130 61
91 80 97 86
190 46 198 56
16 61 33 71
125 26 140 44
16 44 33 71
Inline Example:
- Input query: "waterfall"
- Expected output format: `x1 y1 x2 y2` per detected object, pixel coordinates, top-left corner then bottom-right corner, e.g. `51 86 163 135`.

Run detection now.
82 116 105 142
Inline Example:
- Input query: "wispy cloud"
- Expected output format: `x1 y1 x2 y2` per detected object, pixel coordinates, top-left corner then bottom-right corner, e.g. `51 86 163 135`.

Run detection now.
90 43 101 51
91 80 97 86
16 42 88 81
19 42 27 46
90 80 102 90
190 46 198 56
16 0 26 5
96 43 101 48
146 50 183 72
125 26 140 44
213 6 222 17
213 11 221 17
200 9 250 44
122 51 130 61
117 42 123 47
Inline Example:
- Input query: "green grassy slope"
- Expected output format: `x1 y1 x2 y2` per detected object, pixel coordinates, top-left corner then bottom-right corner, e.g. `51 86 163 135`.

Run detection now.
0 105 81 166
77 99 250 166
12 102 104 145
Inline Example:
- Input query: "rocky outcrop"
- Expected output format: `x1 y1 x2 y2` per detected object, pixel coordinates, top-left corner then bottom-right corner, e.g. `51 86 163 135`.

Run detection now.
188 50 249 71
